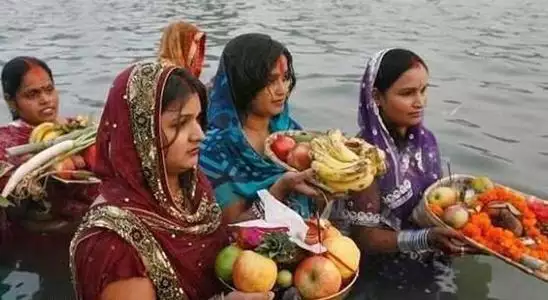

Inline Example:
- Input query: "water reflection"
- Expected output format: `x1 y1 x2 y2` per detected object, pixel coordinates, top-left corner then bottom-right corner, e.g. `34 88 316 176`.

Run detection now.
0 0 548 299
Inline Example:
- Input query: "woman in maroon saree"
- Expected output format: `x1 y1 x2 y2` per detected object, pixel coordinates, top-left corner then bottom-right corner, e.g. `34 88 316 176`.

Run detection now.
0 56 98 298
0 57 97 236
70 61 272 300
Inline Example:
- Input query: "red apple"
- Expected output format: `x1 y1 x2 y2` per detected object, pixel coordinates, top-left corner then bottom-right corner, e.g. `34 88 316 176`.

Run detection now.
71 155 87 169
294 256 342 299
270 135 296 162
83 144 97 172
286 142 312 171
53 158 76 180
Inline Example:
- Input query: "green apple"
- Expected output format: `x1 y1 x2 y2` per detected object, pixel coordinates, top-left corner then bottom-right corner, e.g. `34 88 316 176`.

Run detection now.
277 269 293 288
443 204 470 229
428 186 458 208
470 176 495 193
215 244 242 282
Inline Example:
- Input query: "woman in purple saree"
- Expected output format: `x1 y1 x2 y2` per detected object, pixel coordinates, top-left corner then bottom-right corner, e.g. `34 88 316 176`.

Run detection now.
338 49 478 299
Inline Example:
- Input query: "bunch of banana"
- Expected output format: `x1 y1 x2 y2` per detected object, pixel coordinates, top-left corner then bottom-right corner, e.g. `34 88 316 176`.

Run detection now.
29 122 64 143
29 116 90 144
310 129 386 193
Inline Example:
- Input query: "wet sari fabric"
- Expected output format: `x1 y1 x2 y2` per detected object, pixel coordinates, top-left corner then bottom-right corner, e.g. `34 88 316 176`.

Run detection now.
70 62 228 300
341 49 456 299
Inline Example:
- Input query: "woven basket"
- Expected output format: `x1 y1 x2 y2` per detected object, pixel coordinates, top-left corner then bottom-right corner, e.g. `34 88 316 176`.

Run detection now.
218 269 358 300
412 174 548 282
264 130 348 197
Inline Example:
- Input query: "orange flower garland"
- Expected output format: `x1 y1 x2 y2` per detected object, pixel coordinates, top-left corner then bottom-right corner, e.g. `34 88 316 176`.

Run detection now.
461 187 548 262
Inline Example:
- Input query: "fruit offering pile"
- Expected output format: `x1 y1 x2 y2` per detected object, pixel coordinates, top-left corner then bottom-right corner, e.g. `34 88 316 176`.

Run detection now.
426 176 548 275
29 116 88 144
269 129 386 194
215 219 360 299
29 117 97 182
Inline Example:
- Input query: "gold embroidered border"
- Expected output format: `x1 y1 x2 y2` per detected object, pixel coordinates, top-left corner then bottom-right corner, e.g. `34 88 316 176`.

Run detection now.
124 61 221 234
70 205 187 300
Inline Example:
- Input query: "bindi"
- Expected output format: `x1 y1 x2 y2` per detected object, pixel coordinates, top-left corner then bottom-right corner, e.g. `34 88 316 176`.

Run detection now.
276 56 288 75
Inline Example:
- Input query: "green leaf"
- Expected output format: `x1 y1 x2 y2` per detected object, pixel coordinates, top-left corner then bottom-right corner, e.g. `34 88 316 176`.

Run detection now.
0 196 13 208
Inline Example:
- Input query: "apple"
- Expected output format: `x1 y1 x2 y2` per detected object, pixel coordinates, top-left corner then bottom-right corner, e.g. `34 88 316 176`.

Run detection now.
470 176 494 193
270 135 296 162
215 244 242 282
83 144 97 172
53 157 76 180
323 236 360 280
294 256 342 299
286 142 312 171
303 218 340 245
276 269 293 288
71 155 87 169
428 186 458 209
443 204 470 229
233 250 277 293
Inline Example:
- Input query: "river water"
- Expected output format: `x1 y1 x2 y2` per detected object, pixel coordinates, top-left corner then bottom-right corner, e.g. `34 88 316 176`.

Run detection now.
0 0 547 299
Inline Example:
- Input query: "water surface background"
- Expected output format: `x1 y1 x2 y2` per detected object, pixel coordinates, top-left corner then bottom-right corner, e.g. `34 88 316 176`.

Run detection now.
0 0 547 299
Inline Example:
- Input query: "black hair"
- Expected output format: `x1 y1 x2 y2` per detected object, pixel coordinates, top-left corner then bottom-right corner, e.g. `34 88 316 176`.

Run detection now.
219 33 296 118
161 68 207 148
374 49 428 93
1 56 54 120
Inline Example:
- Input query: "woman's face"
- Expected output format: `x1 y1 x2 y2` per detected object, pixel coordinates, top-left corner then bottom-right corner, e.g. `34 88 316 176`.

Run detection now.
375 64 428 129
10 66 59 126
160 93 204 175
249 55 290 118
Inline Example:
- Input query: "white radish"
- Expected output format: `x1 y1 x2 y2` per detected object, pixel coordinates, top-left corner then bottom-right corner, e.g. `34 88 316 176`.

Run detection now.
1 140 75 198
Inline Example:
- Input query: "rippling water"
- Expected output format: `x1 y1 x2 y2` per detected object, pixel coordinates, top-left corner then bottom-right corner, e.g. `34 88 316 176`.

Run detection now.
1 0 547 299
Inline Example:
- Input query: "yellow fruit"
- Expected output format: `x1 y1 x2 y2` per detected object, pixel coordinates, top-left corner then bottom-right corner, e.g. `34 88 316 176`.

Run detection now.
324 226 342 240
322 172 374 193
323 236 360 280
232 250 277 293
29 122 56 143
41 130 63 142
427 186 458 209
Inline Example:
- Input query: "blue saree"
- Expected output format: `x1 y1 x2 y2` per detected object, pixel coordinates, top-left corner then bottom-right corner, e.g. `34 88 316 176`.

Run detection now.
199 33 313 217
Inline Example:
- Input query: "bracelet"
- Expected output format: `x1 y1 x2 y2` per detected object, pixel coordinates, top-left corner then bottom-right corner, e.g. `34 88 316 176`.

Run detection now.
249 201 265 219
397 229 431 252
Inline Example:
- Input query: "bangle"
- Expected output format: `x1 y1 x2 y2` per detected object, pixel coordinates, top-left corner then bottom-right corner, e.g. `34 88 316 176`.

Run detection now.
397 229 431 252
249 201 264 219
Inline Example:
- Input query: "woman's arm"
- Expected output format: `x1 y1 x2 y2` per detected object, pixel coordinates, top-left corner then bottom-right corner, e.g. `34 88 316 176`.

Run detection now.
347 183 476 255
100 278 156 300
345 182 401 253
351 226 399 253
223 199 260 224
221 170 319 224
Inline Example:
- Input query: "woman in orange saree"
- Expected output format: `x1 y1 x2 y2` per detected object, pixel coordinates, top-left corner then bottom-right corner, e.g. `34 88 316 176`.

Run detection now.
158 21 206 78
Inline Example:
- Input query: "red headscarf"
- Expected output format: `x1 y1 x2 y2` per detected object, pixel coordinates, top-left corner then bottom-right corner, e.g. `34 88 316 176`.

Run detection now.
71 61 228 300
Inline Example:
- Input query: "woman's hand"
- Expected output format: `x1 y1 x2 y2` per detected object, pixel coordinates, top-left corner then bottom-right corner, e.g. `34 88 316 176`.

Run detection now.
269 169 320 201
428 227 482 255
225 291 274 300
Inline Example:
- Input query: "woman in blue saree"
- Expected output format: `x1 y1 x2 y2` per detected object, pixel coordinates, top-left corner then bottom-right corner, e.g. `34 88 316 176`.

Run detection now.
199 33 319 223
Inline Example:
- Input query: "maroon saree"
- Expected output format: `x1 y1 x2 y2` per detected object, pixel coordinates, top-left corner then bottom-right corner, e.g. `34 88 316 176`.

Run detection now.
70 62 228 300
0 120 97 244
